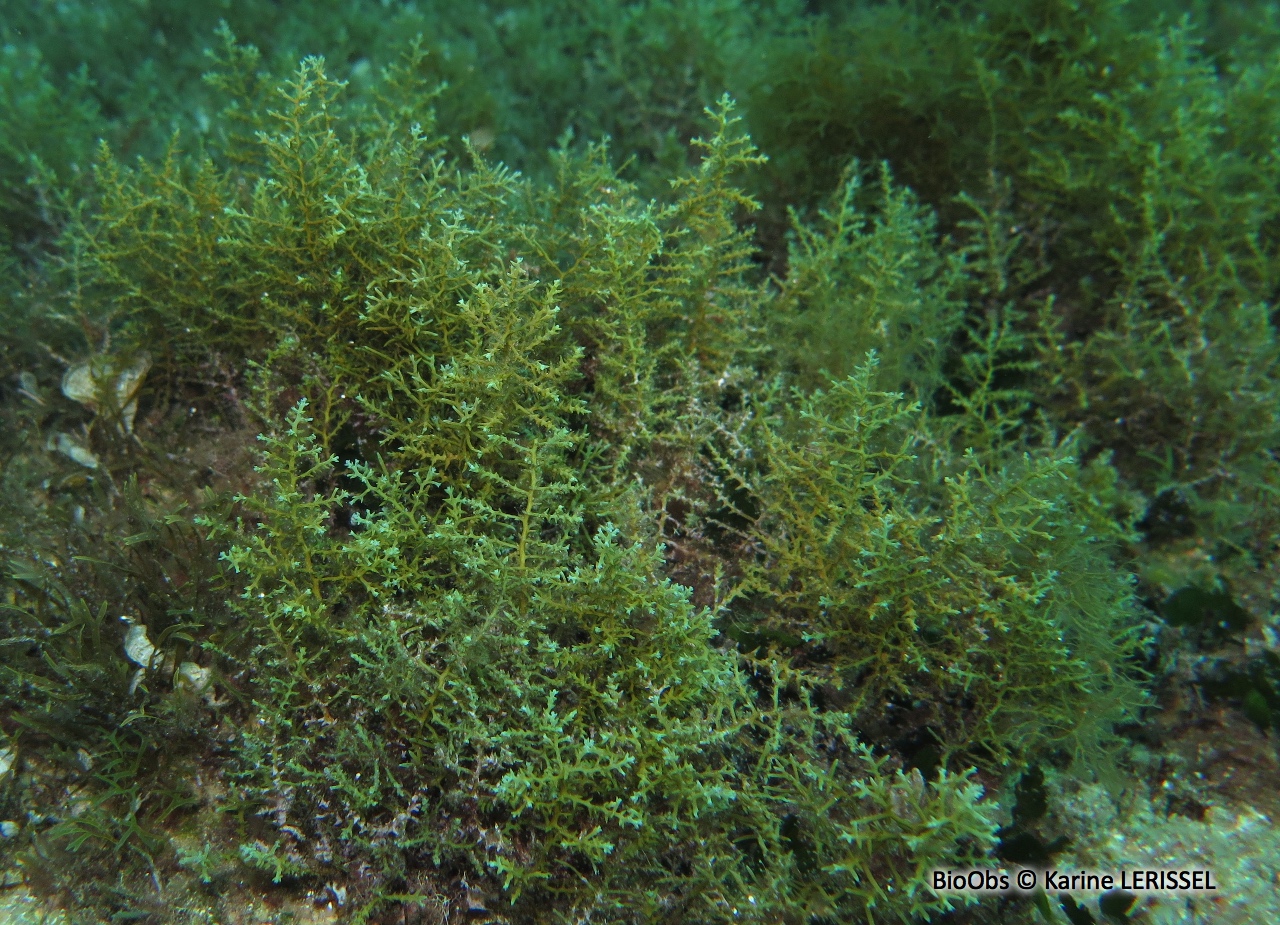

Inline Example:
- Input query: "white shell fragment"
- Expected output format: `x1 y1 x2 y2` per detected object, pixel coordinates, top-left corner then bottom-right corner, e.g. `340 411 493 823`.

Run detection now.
0 744 14 784
16 371 43 405
176 662 212 695
120 619 219 704
54 432 100 469
59 363 98 407
62 352 151 434
123 622 162 669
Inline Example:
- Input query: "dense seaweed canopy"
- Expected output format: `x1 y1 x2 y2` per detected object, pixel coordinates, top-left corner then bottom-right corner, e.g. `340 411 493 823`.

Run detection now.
1 1 1276 923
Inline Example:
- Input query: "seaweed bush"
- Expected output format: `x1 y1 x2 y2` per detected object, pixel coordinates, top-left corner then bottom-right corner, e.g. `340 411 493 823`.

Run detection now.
0 51 1022 922
9 0 1277 922
0 43 101 251
748 0 1280 600
771 163 967 399
720 358 1146 768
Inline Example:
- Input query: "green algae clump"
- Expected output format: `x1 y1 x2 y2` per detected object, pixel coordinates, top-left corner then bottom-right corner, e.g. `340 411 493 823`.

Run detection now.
0 10 1193 922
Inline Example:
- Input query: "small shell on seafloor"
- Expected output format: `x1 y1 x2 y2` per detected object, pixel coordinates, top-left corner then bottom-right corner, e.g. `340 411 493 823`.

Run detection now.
61 352 151 435
0 740 14 785
120 617 220 704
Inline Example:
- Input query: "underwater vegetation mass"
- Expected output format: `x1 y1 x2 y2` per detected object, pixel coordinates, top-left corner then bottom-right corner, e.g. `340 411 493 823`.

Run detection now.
1 1 1278 923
